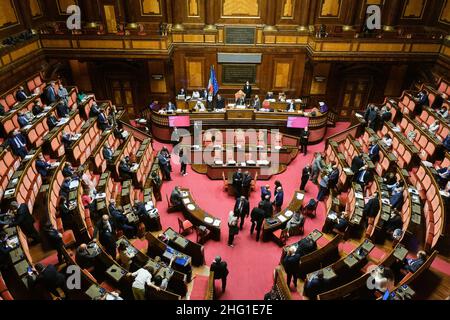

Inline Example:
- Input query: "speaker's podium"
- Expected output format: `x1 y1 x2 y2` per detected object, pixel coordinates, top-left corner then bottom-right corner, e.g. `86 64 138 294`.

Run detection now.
226 108 254 120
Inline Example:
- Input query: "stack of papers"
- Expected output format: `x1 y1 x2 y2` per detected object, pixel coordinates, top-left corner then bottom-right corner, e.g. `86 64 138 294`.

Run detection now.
182 198 190 205
69 180 79 189
296 193 305 201
278 215 287 223
204 217 214 224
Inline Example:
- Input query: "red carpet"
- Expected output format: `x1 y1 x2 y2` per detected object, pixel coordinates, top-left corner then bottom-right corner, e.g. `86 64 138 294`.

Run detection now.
152 123 352 300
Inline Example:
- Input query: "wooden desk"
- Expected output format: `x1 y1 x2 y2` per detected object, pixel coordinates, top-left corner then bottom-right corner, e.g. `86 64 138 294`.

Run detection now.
262 191 305 241
163 227 205 266
179 188 221 241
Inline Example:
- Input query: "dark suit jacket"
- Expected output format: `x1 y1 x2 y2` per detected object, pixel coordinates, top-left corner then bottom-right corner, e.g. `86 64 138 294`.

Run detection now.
283 253 301 274
98 113 109 130
7 134 27 155
261 200 273 218
75 248 96 269
431 95 444 109
18 115 29 128
300 131 310 145
250 207 265 224
47 116 58 130
364 197 380 218
390 191 404 211
242 174 252 188
134 202 147 217
243 85 252 97
351 156 364 174
296 238 317 257
369 144 380 163
56 102 69 118
60 180 71 198
216 98 225 109
119 162 132 179
16 90 28 102
234 198 250 218
89 105 101 118
12 204 35 228
405 258 425 273
301 167 311 182
45 86 57 104
34 265 65 289
232 172 243 187
273 191 284 207
210 261 229 279
103 147 113 161
36 159 51 177
328 169 340 188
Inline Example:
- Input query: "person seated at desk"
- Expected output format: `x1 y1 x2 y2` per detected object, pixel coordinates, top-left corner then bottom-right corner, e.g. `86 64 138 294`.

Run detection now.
443 134 450 151
7 130 29 159
179 88 186 96
149 100 160 112
304 269 327 299
399 251 427 275
431 93 448 110
167 102 176 112
356 165 371 190
296 236 318 257
260 184 271 201
192 91 201 99
17 111 30 128
215 94 225 110
127 265 155 300
9 201 41 244
363 192 380 223
413 90 429 115
253 95 261 110
283 247 301 290
193 100 206 112
118 241 136 271
438 106 449 119
47 114 58 130
56 101 70 118
36 153 52 178
424 120 440 135
119 158 133 180
16 86 29 102
169 186 183 212
278 92 287 102
368 140 380 163
114 124 129 142
390 182 404 211
436 166 450 188
0 231 14 269
27 263 69 299
286 211 305 237
265 92 274 100
109 202 136 239
103 142 114 162
97 111 111 131
61 130 75 149
385 209 403 239
383 172 398 193
75 243 97 269
59 177 72 199
32 102 44 116
200 88 208 100
62 162 74 178
89 102 101 118
319 101 329 114
380 105 392 124
57 80 69 103
382 134 393 149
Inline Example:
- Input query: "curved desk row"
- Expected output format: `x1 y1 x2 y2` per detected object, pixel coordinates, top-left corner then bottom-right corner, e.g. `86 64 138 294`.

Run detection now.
150 109 329 145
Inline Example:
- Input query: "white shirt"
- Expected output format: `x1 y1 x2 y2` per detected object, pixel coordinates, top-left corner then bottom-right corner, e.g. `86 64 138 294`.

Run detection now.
382 137 393 147
131 269 152 290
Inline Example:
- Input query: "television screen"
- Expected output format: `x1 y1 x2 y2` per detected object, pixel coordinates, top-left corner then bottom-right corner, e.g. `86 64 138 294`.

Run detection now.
169 116 190 128
287 117 309 129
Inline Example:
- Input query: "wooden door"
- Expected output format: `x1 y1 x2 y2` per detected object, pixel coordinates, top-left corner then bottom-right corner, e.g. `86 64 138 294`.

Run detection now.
338 78 372 119
110 79 136 118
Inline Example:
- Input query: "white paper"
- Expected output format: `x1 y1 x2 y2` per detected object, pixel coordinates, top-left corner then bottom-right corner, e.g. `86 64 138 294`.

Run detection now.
296 193 304 201
204 217 214 224
278 215 287 223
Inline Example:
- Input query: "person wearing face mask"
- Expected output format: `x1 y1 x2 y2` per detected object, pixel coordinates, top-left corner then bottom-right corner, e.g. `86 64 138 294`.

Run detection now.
93 215 117 259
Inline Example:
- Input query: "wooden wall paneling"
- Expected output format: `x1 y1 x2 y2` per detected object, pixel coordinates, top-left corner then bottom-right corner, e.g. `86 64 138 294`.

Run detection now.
309 63 331 96
438 0 450 27
273 59 293 89
69 59 93 92
381 0 402 27
298 0 312 29
215 0 265 24
384 64 408 97
148 60 168 93
0 0 25 39
275 0 301 26
186 58 205 89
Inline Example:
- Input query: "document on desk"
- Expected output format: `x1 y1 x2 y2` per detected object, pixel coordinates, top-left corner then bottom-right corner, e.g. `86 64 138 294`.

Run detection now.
69 180 79 189
296 193 304 201
204 217 214 224
182 198 191 205
278 215 287 223
95 193 106 199
213 219 221 227
145 202 154 211
355 193 364 200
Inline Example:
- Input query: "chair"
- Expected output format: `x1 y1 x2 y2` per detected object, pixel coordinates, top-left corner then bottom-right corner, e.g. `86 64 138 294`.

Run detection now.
195 225 210 245
178 217 194 235
302 200 318 218
272 229 289 247
166 194 179 213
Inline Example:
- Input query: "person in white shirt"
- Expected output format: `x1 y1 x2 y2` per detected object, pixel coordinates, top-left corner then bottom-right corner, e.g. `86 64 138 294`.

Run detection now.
438 106 449 119
192 91 200 99
127 266 154 300
426 120 440 135
382 134 393 148
194 101 205 112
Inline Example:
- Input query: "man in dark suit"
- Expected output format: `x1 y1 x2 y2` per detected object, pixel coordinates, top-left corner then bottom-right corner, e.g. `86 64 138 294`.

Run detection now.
109 202 136 239
250 203 265 241
157 152 171 181
260 184 271 201
89 102 101 118
103 143 114 162
283 247 301 289
356 165 371 189
97 111 110 131
17 112 29 128
15 86 29 102
300 165 311 191
351 154 365 181
10 202 40 244
431 93 446 110
56 101 69 118
401 251 427 273
43 223 64 264
94 215 117 258
327 165 340 190
170 186 183 212
234 196 250 230
59 177 71 199
47 115 58 130
232 169 243 198
368 141 380 163
7 130 28 159
45 82 57 104
210 256 229 293
61 131 74 150
380 106 393 123
62 163 74 178
296 237 318 257
32 102 44 116
119 159 133 180
75 243 97 270
241 171 252 199
304 270 327 299
272 187 284 213
300 128 310 155
414 90 429 115
243 81 252 98
28 263 69 299
261 195 273 218
36 153 52 178
366 105 379 130
216 94 225 109
363 192 380 220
